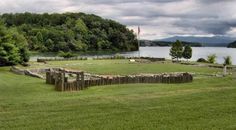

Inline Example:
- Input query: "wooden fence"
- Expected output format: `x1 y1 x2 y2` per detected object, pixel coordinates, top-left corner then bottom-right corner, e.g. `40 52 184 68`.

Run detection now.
46 68 193 91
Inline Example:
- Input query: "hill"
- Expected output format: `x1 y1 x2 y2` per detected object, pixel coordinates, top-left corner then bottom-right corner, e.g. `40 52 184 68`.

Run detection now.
0 12 138 52
228 41 236 48
140 40 202 47
159 36 234 47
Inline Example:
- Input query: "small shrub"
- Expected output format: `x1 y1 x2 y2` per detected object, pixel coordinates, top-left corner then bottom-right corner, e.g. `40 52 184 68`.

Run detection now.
207 54 217 64
114 54 125 59
224 56 232 65
21 62 30 67
197 58 207 63
58 51 76 58
79 57 87 60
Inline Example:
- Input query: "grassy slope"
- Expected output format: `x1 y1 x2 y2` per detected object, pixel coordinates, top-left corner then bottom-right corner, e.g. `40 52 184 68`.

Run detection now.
1 64 236 130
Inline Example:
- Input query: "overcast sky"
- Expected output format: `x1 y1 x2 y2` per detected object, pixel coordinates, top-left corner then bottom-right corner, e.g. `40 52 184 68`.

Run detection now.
1 0 236 39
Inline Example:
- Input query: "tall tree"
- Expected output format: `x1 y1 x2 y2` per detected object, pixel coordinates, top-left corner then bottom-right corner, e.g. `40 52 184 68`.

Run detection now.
74 19 88 35
170 40 183 62
182 45 192 61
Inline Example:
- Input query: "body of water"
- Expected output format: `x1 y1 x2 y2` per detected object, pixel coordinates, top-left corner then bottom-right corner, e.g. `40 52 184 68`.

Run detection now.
31 47 236 65
121 47 236 65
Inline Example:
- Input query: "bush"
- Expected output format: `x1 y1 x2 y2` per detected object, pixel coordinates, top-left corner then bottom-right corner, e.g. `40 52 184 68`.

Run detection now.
207 54 217 64
58 51 76 58
21 62 30 67
0 23 29 66
114 54 125 59
197 58 207 63
224 56 232 65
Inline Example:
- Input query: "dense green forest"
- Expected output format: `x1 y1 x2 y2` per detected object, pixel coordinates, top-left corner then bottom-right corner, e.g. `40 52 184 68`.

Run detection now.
228 41 236 48
0 12 138 52
140 40 202 47
0 12 138 65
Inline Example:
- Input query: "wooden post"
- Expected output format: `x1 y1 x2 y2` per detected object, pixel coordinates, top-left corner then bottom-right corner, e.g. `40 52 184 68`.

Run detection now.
81 72 85 88
61 70 65 91
46 71 50 84
76 73 81 90
223 64 227 76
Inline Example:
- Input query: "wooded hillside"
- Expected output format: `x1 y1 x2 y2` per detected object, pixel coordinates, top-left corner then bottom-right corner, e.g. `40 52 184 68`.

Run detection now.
228 41 236 48
0 12 138 52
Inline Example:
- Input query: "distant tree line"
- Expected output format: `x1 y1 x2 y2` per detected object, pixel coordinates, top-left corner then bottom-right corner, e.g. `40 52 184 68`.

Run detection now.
140 40 202 47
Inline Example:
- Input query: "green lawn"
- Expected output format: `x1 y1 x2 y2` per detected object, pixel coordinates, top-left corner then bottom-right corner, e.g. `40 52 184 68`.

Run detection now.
21 59 222 75
1 64 236 129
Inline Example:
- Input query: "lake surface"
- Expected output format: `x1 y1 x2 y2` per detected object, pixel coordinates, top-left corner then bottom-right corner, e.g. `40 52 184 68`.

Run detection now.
122 47 236 65
31 47 236 65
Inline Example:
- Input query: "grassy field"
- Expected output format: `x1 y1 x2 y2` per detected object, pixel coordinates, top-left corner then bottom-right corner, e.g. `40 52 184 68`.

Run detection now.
20 59 222 75
1 60 236 129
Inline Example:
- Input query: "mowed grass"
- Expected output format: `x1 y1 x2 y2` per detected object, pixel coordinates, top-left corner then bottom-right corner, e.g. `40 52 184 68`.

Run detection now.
1 65 236 130
22 59 222 75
